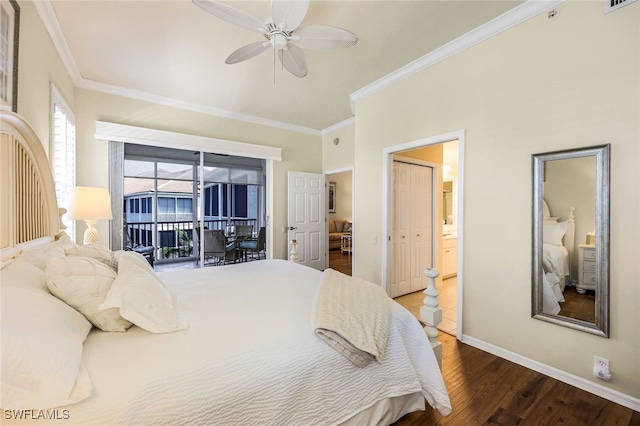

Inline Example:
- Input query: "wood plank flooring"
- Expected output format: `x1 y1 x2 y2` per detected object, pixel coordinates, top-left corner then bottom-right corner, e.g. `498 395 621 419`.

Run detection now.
329 248 352 276
390 316 640 425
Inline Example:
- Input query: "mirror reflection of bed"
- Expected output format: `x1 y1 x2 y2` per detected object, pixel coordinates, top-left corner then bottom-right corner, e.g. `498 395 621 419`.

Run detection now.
541 199 595 322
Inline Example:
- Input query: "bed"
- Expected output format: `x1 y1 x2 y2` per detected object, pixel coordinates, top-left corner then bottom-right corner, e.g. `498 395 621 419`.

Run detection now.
541 200 575 314
0 111 451 425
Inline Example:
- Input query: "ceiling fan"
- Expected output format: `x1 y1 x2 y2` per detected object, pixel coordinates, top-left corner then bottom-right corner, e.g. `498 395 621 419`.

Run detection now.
192 0 358 78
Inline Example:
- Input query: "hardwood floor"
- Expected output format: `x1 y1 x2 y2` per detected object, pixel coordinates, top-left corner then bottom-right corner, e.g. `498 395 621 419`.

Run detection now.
390 314 640 425
329 248 352 276
559 285 596 323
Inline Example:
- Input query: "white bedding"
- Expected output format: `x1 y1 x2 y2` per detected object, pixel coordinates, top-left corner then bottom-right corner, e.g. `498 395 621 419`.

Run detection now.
542 243 569 301
6 260 450 425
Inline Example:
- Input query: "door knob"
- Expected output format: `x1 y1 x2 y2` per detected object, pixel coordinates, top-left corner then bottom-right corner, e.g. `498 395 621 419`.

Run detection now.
288 226 297 231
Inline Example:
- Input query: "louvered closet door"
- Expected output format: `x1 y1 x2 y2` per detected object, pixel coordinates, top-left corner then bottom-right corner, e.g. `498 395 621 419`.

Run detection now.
392 161 434 297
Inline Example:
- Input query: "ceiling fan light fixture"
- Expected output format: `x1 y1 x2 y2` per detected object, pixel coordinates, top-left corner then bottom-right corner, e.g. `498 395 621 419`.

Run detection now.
193 0 357 78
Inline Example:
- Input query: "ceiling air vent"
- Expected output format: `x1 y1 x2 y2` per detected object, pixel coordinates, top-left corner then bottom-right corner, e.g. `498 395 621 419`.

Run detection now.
604 0 637 14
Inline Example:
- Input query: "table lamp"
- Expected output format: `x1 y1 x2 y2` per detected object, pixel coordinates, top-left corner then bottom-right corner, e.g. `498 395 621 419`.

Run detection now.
68 186 113 244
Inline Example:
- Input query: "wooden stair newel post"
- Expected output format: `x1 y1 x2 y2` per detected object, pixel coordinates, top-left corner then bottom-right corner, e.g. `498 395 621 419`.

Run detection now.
420 267 443 368
289 239 299 263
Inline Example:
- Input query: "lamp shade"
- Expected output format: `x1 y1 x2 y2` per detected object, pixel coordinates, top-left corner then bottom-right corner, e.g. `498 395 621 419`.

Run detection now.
68 186 113 220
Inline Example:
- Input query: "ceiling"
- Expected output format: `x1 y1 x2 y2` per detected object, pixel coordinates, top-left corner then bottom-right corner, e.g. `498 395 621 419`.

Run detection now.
48 0 522 132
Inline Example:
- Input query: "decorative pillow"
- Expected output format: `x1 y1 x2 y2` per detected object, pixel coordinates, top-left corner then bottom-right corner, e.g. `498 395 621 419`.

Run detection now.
329 220 337 234
343 221 352 233
20 236 78 270
334 219 345 233
0 258 48 291
100 252 187 333
543 221 568 246
46 257 132 332
0 285 92 409
65 244 113 269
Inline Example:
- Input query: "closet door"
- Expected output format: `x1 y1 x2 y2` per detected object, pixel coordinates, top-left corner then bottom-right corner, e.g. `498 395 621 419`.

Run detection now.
392 160 434 297
410 164 433 292
392 162 411 297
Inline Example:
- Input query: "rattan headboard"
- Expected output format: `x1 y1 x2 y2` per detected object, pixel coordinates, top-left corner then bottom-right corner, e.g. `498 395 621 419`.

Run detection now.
1 111 62 255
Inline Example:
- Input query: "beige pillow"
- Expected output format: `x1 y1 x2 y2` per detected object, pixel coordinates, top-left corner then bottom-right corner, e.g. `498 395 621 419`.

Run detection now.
335 220 345 233
329 220 337 233
46 256 132 332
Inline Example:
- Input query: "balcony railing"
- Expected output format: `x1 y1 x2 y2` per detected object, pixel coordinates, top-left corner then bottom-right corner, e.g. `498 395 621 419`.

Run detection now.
125 217 259 263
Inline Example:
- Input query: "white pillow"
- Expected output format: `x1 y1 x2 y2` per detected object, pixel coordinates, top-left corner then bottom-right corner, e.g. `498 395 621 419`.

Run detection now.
0 285 92 409
100 252 187 333
46 257 132 332
0 258 48 291
65 244 114 269
543 221 568 246
20 236 78 270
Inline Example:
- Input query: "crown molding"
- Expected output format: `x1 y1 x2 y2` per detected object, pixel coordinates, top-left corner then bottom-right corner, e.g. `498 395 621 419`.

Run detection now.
349 0 565 112
321 116 355 136
78 78 320 136
33 0 81 84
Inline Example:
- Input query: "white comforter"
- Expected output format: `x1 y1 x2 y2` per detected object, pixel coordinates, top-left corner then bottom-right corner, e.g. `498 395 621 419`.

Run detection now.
15 260 450 425
542 243 569 301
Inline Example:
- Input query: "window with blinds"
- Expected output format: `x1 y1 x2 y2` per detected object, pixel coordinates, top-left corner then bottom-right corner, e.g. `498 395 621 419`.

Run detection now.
50 84 76 240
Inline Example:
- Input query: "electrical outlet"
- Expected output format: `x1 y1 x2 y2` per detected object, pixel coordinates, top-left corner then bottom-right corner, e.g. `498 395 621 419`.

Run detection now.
595 356 610 370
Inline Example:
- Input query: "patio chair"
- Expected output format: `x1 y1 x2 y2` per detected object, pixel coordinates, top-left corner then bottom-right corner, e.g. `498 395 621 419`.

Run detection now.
239 226 266 261
199 229 239 265
234 225 253 243
124 224 155 267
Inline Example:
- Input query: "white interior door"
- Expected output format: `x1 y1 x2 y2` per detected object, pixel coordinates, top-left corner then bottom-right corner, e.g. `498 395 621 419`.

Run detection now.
287 171 326 270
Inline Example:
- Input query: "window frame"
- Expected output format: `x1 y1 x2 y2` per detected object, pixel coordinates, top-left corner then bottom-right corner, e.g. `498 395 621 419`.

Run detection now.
49 83 76 240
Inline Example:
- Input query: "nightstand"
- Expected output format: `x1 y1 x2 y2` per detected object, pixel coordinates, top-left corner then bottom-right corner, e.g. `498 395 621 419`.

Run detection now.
576 244 596 294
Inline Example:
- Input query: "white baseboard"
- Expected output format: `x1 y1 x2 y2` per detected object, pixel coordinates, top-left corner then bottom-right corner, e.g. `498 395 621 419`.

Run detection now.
460 334 640 412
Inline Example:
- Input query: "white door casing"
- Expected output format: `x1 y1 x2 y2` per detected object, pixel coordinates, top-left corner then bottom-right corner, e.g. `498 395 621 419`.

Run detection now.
287 171 326 270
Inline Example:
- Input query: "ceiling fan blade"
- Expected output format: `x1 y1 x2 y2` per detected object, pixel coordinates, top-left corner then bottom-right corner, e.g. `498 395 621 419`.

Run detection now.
278 44 308 78
225 42 270 64
293 25 358 50
271 0 309 31
193 0 266 33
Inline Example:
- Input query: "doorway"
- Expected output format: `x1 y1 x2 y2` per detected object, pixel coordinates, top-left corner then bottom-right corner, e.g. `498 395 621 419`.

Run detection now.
383 131 464 339
326 168 353 275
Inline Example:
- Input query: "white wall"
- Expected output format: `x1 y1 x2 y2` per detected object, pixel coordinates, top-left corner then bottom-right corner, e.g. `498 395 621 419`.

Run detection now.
350 2 639 400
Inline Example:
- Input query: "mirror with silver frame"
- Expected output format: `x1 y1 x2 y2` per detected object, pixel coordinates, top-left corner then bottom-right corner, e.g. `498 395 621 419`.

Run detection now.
532 144 610 337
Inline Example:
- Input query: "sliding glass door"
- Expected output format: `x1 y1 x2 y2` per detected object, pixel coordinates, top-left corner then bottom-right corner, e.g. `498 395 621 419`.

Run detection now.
119 145 266 265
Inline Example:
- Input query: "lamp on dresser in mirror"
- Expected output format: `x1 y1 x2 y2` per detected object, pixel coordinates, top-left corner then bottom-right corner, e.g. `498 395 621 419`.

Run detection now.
531 144 610 337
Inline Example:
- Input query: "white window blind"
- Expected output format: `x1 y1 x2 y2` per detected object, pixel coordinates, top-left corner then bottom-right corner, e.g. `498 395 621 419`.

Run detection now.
50 84 76 240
